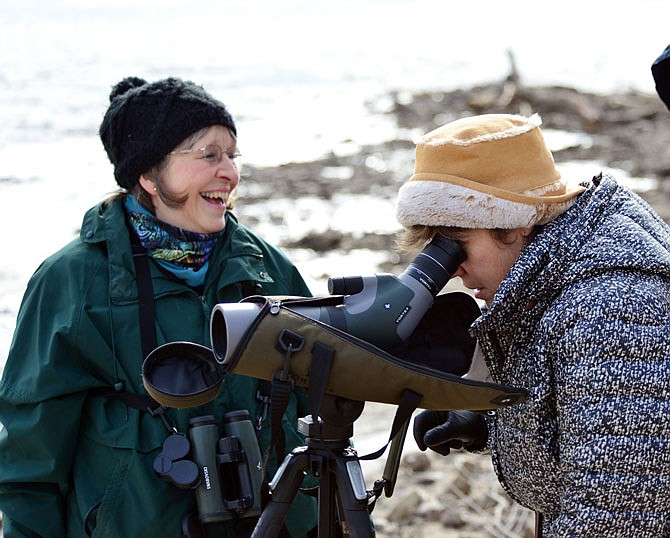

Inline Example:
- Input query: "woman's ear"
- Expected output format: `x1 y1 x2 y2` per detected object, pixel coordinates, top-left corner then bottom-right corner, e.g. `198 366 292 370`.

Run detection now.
518 226 535 248
138 173 158 197
520 226 534 238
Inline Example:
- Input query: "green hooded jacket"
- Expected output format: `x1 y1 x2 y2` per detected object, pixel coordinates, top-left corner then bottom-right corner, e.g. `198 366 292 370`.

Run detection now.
0 199 317 537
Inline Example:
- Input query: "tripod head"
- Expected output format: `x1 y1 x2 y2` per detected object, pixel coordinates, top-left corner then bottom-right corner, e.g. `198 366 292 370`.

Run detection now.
298 395 365 443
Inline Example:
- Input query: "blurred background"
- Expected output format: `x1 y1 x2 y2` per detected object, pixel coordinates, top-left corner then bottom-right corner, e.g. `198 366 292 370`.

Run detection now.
1 2 669 535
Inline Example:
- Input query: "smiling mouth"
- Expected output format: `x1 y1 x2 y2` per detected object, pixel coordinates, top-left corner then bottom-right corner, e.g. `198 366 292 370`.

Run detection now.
201 191 228 205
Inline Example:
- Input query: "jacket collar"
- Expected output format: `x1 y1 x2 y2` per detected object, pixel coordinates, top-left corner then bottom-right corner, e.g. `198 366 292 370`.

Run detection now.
80 199 136 303
473 172 667 335
79 198 272 303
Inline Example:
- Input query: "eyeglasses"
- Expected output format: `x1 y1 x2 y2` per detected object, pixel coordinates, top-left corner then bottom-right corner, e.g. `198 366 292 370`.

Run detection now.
169 144 241 165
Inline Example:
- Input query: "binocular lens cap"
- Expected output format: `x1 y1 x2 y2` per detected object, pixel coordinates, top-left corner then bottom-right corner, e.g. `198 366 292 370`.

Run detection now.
142 342 224 408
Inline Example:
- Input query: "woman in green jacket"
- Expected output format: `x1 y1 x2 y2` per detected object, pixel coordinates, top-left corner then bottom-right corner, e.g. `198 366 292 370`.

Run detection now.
0 77 317 537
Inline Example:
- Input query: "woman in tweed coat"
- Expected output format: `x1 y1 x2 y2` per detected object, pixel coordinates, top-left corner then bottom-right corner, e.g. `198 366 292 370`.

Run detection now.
398 113 670 537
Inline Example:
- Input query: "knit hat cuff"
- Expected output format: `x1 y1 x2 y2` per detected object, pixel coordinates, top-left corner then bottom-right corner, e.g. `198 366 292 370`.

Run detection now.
396 179 581 229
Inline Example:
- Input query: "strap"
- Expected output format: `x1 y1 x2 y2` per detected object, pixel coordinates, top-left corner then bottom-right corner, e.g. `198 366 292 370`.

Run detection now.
359 388 423 461
129 231 158 359
365 389 422 510
269 376 292 464
535 512 544 537
266 330 305 464
307 342 335 421
255 380 272 433
88 227 161 417
89 386 160 413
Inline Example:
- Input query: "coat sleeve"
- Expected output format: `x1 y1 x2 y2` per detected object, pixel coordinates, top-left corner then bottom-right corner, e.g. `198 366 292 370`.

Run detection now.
0 260 98 537
547 280 670 536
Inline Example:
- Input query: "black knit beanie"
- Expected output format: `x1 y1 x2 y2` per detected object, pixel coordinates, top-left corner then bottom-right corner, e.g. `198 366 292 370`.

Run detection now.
99 76 237 189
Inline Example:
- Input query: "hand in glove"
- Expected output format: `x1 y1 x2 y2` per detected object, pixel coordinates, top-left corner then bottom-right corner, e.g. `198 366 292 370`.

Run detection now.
413 410 488 456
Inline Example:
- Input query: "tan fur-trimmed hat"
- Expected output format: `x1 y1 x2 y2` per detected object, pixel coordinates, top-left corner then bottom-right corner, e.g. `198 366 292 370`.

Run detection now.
396 113 586 229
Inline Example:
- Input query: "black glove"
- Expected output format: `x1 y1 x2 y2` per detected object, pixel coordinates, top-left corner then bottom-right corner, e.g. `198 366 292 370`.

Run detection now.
413 410 488 456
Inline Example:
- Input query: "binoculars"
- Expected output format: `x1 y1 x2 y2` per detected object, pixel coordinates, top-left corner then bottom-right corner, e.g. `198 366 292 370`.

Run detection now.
190 410 263 523
154 410 263 524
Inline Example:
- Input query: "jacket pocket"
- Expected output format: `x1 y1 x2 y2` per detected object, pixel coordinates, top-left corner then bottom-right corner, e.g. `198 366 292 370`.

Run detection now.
84 501 100 536
81 395 167 452
71 396 188 536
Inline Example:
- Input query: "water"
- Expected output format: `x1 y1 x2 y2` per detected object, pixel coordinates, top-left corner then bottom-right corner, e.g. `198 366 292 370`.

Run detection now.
1 0 669 363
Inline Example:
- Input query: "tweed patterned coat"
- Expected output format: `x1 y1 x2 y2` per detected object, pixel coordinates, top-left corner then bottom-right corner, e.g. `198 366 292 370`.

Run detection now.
470 173 670 537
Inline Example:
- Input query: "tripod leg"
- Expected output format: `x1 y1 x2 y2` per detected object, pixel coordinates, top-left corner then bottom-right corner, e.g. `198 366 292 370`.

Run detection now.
333 457 375 538
318 467 338 538
252 448 310 538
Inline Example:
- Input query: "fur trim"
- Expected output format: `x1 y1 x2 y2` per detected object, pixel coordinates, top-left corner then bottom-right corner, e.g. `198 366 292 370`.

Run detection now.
396 180 576 229
524 178 567 197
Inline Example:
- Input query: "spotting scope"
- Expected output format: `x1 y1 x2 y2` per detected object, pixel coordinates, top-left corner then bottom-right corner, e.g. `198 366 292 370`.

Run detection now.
211 234 465 365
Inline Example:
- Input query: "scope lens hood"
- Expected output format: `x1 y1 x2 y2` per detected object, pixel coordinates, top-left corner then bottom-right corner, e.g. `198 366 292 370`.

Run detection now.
211 301 264 366
142 342 224 408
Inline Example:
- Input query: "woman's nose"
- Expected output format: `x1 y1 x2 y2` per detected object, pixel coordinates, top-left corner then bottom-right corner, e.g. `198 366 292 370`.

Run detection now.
216 158 239 181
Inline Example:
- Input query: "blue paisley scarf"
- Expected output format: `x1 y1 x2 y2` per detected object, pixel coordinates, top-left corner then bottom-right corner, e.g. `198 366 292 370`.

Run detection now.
123 195 224 287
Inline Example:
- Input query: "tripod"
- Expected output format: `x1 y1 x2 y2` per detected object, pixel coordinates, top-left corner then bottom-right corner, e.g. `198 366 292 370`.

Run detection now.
252 395 374 538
